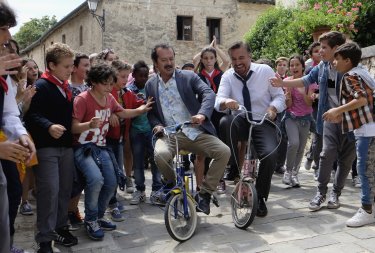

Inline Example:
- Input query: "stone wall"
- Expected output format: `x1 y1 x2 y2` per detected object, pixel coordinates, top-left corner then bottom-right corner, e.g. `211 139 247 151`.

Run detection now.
23 0 273 69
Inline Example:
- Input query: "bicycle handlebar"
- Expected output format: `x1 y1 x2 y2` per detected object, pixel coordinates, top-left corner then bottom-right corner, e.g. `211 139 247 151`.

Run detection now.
162 121 195 136
234 105 269 126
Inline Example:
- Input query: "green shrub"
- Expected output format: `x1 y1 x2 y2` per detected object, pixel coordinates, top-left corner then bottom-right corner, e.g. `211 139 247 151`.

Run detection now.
244 0 373 60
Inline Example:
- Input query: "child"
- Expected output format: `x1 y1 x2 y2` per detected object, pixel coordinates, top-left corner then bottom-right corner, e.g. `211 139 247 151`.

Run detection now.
282 55 317 187
274 56 289 175
127 60 163 205
275 57 289 80
106 60 133 221
322 42 375 227
25 42 77 251
72 64 152 240
67 52 91 231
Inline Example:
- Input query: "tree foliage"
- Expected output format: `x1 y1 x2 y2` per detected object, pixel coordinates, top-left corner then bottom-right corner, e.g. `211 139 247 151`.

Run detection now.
13 16 57 50
244 0 373 61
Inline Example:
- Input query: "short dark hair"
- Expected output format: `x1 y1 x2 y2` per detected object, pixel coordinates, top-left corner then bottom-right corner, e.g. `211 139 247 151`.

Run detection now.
86 63 116 87
151 43 175 63
318 31 346 48
97 48 115 60
228 41 251 56
73 53 89 67
308 42 321 56
181 63 195 70
0 2 17 28
133 60 149 73
334 42 362 67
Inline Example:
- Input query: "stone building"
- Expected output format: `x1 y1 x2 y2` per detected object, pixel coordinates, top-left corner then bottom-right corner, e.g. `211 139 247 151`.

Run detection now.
21 0 275 69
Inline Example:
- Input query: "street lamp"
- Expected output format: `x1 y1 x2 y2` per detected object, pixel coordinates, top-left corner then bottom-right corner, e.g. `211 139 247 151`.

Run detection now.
87 0 105 32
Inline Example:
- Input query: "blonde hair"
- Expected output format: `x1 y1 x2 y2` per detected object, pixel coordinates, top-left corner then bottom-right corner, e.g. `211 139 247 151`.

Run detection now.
45 42 75 70
275 57 288 66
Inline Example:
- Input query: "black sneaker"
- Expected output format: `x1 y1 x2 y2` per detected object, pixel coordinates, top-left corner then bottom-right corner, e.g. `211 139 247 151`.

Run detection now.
195 191 211 215
55 227 78 247
37 241 53 253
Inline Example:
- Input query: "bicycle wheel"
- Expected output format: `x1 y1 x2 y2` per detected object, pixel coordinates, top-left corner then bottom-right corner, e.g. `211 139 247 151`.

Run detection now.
164 193 197 242
231 181 258 229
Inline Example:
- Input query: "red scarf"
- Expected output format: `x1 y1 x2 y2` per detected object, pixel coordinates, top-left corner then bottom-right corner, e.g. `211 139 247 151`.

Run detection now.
41 71 72 102
201 69 221 93
0 76 8 93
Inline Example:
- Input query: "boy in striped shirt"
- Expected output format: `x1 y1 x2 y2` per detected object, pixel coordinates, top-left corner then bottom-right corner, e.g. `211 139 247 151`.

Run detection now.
323 42 375 227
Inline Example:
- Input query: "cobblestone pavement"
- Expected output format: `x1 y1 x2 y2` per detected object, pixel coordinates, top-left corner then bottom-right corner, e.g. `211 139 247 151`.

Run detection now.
13 160 375 253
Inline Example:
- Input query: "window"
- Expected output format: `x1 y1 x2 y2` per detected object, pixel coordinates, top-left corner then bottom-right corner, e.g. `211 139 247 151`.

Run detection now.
62 34 66 44
79 26 83 46
177 16 193 41
206 18 221 44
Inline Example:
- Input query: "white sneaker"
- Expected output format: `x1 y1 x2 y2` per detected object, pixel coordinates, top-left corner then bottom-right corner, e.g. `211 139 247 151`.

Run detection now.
346 208 375 227
282 172 291 185
352 176 361 188
126 179 135 194
130 191 145 205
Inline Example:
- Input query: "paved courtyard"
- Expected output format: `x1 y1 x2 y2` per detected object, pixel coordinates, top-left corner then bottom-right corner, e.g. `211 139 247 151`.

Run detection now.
13 160 375 253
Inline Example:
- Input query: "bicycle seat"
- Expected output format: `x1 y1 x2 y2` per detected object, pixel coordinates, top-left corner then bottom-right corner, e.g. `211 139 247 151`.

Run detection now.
178 150 191 156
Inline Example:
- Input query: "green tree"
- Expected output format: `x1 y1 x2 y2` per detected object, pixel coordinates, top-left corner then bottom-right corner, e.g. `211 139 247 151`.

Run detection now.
244 0 372 60
13 16 57 50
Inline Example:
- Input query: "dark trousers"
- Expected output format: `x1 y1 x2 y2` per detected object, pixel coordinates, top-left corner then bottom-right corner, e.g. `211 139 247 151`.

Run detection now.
219 115 278 199
1 159 22 237
0 163 10 253
275 111 287 169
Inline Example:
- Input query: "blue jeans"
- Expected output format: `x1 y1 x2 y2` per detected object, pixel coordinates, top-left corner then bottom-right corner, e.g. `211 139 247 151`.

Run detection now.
356 136 375 205
106 141 124 206
130 131 162 192
74 146 117 221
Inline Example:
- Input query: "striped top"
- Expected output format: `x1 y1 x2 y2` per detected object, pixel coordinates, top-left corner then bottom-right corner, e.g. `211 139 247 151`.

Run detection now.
340 73 374 133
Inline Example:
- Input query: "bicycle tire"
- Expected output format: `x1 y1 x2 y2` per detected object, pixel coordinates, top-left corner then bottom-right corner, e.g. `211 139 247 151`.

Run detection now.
231 181 258 229
164 193 197 242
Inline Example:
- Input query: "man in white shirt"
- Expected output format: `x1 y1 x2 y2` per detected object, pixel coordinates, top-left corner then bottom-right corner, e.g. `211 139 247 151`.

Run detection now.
215 41 285 217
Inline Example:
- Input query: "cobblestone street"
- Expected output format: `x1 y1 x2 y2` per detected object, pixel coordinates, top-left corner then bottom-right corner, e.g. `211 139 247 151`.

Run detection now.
13 160 375 253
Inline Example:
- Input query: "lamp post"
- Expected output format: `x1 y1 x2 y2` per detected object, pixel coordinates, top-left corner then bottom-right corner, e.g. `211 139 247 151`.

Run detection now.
87 0 105 49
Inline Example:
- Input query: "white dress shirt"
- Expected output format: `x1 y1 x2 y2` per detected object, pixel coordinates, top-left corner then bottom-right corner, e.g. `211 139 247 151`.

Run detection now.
215 62 286 120
2 75 28 141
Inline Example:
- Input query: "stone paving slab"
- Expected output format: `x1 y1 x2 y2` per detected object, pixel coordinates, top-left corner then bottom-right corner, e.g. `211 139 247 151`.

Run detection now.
12 158 375 253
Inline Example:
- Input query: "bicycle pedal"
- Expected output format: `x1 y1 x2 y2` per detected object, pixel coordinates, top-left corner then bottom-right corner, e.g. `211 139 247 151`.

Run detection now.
212 195 220 207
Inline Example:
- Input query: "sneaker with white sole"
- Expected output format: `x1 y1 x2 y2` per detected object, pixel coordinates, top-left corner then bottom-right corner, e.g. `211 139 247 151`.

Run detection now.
327 191 340 209
19 201 33 215
216 179 226 194
126 178 135 194
291 175 300 187
309 193 326 211
98 218 117 231
282 172 291 185
85 220 104 240
346 208 375 227
352 176 361 188
110 207 125 222
150 191 166 206
130 191 145 205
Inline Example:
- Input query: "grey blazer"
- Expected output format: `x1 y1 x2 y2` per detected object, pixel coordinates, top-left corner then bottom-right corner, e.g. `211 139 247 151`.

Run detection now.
145 69 217 135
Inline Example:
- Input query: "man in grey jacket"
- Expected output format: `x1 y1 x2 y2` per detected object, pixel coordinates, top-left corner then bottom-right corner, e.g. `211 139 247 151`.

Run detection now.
145 43 230 215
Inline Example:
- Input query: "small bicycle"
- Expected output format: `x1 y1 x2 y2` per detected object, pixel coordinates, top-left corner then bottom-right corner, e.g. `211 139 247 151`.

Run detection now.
230 106 280 229
151 122 198 242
